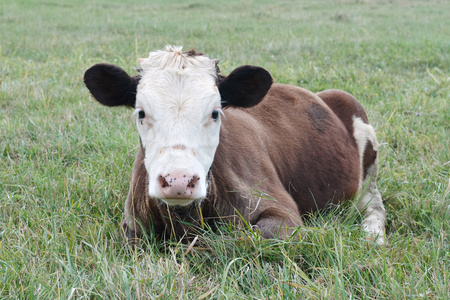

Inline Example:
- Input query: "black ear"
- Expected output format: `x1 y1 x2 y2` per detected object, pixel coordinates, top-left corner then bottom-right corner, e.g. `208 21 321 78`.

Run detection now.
219 65 272 108
83 63 140 108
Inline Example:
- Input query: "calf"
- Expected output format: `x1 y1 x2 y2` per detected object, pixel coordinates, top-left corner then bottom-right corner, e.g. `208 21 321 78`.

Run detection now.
84 46 385 245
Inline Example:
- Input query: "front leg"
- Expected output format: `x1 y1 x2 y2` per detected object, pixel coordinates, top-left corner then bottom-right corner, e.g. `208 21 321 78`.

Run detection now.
254 207 303 239
120 219 142 247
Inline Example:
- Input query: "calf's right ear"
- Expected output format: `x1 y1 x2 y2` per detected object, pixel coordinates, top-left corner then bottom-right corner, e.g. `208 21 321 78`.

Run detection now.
83 63 140 108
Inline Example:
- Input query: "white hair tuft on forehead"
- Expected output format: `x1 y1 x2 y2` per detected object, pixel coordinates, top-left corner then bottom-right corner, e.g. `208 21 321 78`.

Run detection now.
138 45 217 75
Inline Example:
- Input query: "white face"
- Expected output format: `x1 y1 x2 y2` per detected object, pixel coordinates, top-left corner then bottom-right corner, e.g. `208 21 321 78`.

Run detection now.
134 47 222 207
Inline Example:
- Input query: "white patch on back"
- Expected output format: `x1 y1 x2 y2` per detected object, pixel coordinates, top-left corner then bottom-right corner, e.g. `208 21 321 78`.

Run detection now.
352 116 379 188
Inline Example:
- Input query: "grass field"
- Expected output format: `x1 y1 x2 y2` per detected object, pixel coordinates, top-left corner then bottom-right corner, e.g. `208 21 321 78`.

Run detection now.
1 0 449 298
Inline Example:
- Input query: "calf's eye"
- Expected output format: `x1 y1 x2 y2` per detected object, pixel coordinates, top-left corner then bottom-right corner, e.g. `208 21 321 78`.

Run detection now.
138 110 145 119
211 110 220 121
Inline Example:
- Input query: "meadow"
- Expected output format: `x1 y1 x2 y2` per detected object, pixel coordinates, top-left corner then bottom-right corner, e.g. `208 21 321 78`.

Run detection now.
1 0 449 298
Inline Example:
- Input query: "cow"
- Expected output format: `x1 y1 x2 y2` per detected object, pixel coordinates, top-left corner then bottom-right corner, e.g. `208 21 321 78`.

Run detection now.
83 46 386 246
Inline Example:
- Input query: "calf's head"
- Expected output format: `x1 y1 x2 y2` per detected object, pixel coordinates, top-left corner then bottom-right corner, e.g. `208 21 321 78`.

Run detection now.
84 46 272 207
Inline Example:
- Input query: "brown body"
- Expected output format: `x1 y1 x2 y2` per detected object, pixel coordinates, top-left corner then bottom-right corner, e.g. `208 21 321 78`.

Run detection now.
122 85 374 241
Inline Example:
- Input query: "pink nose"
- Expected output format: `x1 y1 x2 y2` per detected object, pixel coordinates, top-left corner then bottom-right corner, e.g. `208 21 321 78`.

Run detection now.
158 173 200 199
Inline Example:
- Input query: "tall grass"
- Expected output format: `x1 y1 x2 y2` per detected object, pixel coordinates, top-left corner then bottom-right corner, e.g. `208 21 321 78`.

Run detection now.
1 0 449 298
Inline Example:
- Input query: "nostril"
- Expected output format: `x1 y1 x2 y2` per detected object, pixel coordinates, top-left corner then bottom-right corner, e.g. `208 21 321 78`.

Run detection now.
159 175 170 188
187 175 199 189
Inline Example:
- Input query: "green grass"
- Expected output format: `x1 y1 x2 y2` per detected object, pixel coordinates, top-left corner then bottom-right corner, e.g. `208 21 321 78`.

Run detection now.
1 0 449 298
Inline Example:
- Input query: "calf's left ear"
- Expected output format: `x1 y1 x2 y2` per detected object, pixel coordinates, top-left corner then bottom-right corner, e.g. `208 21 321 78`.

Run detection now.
219 65 272 108
83 63 140 108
